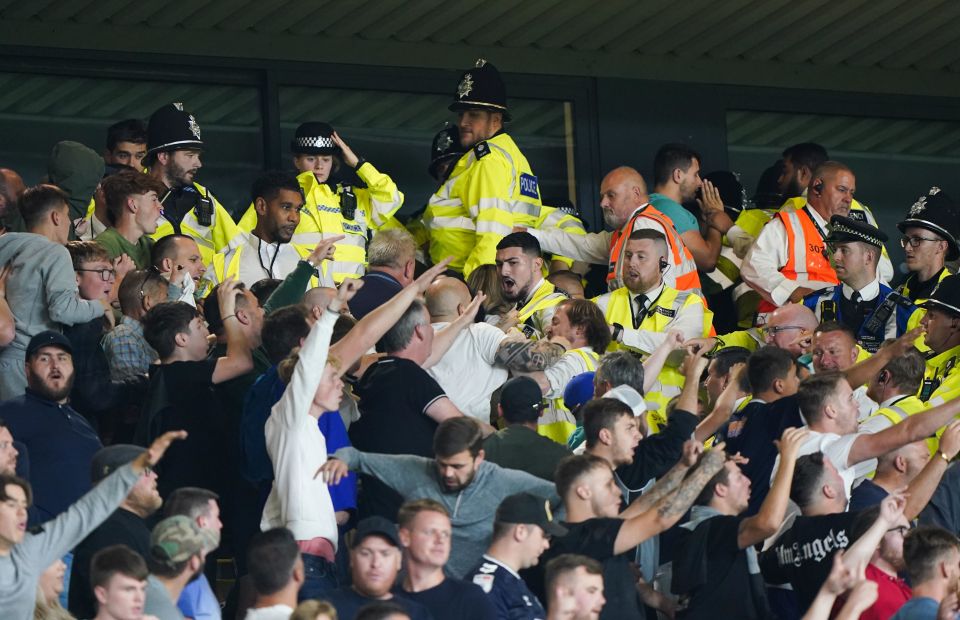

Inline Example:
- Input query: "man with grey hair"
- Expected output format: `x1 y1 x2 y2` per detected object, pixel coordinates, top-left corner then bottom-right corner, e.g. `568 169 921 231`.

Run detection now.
349 228 418 319
349 295 491 520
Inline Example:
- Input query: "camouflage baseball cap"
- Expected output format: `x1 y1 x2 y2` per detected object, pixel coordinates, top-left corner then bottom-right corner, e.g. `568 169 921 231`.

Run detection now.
150 515 214 564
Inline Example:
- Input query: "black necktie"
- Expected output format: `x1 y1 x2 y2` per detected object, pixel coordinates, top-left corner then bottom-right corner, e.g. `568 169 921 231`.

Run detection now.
633 294 649 329
851 291 862 305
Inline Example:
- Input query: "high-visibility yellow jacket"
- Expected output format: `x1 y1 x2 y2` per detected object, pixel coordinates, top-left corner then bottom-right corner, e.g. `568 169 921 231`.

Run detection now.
538 347 599 444
426 132 541 277
522 205 586 269
237 164 403 283
903 268 953 351
921 344 960 406
599 285 712 434
517 279 568 338
864 395 938 455
150 182 239 266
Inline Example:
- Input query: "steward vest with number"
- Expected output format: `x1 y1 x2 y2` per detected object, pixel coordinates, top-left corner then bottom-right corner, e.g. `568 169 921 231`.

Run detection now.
516 279 567 339
920 344 960 406
151 182 239 266
238 165 403 283
775 206 838 286
607 206 701 294
780 195 890 264
601 285 712 434
538 347 599 445
427 132 541 277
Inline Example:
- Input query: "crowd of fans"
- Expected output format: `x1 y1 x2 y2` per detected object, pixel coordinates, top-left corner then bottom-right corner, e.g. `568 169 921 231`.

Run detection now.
1 57 960 620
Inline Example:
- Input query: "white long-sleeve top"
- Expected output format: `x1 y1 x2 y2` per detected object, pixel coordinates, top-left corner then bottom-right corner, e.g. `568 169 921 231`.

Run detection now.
261 309 339 547
740 209 893 306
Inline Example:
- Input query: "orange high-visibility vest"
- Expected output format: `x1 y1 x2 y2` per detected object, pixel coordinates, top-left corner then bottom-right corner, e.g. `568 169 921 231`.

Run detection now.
607 205 701 292
776 207 838 285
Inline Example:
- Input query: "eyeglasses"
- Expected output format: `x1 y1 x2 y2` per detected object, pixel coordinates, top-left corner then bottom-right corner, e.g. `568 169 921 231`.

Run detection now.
76 268 116 281
901 236 943 248
887 525 910 536
766 325 804 335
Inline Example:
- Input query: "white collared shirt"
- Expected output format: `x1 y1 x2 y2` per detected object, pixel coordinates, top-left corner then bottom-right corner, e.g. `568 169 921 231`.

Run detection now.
841 278 881 302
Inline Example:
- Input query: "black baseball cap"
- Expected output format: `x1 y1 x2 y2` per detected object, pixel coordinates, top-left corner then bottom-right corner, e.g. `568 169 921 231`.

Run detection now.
500 377 544 417
26 331 72 359
496 493 567 537
90 444 146 483
352 516 400 548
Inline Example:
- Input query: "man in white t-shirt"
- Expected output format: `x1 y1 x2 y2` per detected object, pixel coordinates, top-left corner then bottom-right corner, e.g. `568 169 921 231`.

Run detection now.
775 371 960 499
425 277 565 423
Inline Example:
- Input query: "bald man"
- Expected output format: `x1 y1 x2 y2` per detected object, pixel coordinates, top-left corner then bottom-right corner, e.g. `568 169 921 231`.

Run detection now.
519 167 701 293
425 278 565 423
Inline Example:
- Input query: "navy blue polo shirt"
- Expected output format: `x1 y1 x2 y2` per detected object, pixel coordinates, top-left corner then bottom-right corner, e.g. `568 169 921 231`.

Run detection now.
348 270 403 319
0 388 102 524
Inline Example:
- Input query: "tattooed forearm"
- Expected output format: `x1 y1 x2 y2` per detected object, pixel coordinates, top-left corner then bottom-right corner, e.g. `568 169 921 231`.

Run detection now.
655 449 726 520
625 461 690 516
495 339 566 371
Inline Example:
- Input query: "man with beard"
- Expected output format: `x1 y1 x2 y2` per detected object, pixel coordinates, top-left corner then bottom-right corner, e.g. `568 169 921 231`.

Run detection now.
143 515 217 620
151 234 209 305
0 331 102 524
69 445 163 618
520 167 701 294
207 171 333 290
495 232 566 338
320 416 557 579
649 143 732 272
145 102 239 265
594 229 709 424
426 59 540 277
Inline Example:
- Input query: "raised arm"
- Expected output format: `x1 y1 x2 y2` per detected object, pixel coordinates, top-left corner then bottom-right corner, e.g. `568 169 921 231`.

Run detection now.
330 258 451 375
621 440 701 518
643 331 685 394
211 277 254 384
423 292 486 368
841 491 906 573
612 444 727 555
695 363 745 443
841 327 922 391
848 392 960 467
737 427 808 549
902 421 960 520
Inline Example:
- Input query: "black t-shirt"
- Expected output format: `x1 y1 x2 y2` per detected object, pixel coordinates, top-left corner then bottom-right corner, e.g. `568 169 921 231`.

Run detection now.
736 396 804 515
350 356 446 520
325 587 433 620
537 518 642 620
395 578 497 620
143 359 223 498
672 514 770 620
68 508 152 618
759 511 862 610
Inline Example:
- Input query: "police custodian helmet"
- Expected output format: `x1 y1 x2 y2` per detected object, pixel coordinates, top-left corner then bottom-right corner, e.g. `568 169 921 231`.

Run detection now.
146 103 204 157
449 58 511 121
898 187 960 261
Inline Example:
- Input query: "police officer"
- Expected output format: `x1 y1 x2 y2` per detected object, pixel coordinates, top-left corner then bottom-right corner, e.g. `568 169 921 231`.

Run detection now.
897 187 959 303
237 122 403 283
594 229 712 431
741 161 893 316
426 59 542 277
145 103 239 265
802 216 903 352
466 493 566 620
429 123 465 184
917 275 960 406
